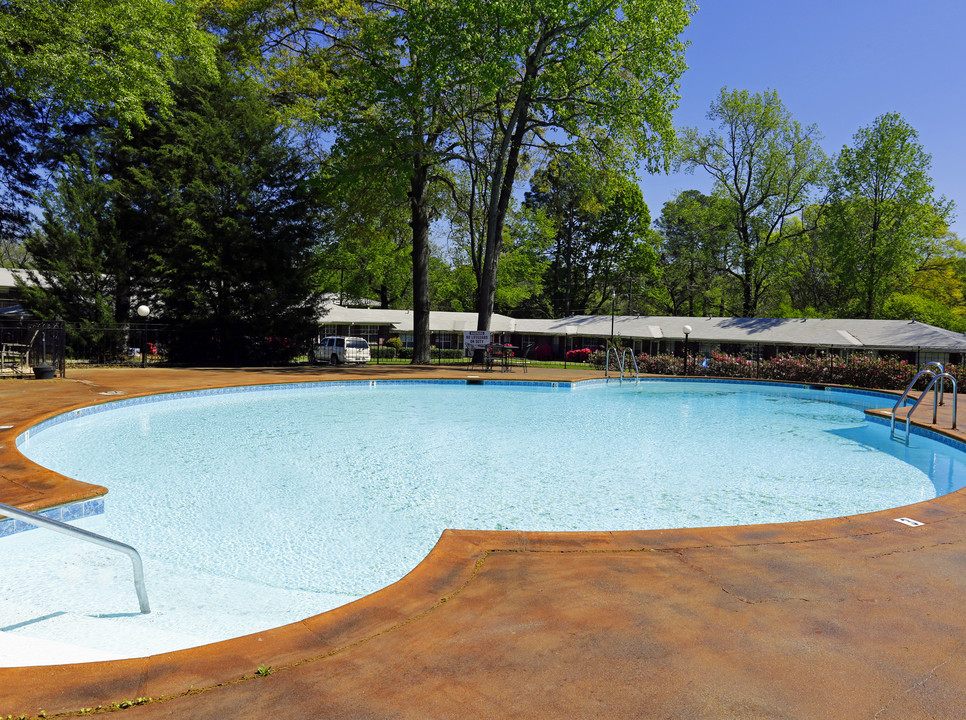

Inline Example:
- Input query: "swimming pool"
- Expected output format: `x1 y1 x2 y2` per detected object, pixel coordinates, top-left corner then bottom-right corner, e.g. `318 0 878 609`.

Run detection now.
4 378 966 664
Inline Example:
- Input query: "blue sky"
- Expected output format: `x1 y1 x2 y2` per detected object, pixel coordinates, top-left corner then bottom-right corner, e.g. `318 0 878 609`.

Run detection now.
639 0 965 236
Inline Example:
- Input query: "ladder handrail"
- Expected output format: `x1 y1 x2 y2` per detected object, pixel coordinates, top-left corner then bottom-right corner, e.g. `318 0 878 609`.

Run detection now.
891 372 958 445
921 361 947 405
891 367 938 432
606 345 640 384
621 347 640 384
0 501 150 613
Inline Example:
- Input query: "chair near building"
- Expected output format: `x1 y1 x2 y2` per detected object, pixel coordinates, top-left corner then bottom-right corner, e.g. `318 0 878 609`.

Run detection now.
1 330 37 377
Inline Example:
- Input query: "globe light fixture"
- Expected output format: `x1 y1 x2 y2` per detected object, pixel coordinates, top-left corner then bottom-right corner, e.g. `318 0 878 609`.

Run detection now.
137 305 150 367
682 325 692 376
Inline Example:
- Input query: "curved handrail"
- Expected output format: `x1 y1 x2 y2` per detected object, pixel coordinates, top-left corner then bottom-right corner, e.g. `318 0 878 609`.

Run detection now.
621 347 640 384
922 361 947 405
605 345 619 378
891 368 938 436
0 501 150 613
893 372 958 445
606 345 640 384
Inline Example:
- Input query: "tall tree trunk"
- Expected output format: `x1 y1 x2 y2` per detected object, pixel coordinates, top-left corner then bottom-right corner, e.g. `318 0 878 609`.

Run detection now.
741 242 755 317
409 160 431 364
477 39 548 331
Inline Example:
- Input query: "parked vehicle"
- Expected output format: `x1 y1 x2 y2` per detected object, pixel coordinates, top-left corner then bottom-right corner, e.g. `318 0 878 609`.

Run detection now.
309 336 371 365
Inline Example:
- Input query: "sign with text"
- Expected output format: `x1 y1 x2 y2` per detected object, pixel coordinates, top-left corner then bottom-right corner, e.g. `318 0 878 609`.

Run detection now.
463 330 491 354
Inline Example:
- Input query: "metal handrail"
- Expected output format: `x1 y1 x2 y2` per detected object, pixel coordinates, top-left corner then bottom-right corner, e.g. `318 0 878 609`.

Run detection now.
891 368 938 437
921 361 947 406
891 372 958 445
605 345 640 384
621 347 640 384
0 501 150 613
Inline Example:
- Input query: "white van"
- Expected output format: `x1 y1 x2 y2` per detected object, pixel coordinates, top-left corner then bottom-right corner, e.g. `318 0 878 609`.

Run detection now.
309 336 371 365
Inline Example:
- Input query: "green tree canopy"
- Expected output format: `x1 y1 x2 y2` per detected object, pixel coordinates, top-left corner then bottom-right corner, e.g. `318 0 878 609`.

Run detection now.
653 190 732 316
24 62 324 364
0 0 216 126
523 157 654 317
824 113 955 318
679 88 828 317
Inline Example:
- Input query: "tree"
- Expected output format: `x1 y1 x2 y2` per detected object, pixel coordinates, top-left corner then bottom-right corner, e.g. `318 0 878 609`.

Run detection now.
0 85 40 256
654 190 732 316
679 88 828 317
824 113 955 318
211 0 496 363
206 0 691 355
0 0 216 127
313 156 414 309
20 154 127 360
0 0 215 271
524 158 654 316
464 0 694 331
24 63 325 364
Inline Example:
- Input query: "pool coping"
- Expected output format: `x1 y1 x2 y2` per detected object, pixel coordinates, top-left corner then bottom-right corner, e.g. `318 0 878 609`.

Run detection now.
2 366 966 719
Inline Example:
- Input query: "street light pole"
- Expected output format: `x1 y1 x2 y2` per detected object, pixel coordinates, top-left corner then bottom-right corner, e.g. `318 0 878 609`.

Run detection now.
682 324 692 376
137 304 150 368
610 290 616 348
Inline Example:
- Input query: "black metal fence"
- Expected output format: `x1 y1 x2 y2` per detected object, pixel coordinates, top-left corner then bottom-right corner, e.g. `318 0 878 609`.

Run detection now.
0 320 67 378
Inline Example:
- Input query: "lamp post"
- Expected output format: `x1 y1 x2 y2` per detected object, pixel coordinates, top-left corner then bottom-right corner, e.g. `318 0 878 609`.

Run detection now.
137 305 150 368
682 324 692 376
610 290 616 348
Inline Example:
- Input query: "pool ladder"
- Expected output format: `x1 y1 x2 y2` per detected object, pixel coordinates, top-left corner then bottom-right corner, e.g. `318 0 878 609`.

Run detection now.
605 345 640 384
890 361 958 445
0 500 150 613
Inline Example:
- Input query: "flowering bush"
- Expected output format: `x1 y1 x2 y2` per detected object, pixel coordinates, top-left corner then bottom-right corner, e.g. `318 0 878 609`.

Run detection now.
702 351 754 378
566 347 593 363
636 353 685 375
588 350 955 391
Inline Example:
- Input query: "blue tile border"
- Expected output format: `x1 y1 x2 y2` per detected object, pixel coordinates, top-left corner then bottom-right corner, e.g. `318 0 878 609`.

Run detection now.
0 497 104 538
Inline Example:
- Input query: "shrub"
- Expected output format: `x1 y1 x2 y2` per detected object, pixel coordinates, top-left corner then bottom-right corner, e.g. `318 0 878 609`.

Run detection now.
566 347 593 363
636 353 685 375
706 351 755 378
598 350 935 391
370 345 396 359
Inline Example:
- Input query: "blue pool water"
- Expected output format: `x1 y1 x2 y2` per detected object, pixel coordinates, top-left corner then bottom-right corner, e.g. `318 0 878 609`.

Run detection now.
3 379 966 664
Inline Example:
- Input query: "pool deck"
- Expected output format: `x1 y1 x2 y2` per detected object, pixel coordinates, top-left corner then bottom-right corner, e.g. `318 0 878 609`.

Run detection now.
2 366 966 719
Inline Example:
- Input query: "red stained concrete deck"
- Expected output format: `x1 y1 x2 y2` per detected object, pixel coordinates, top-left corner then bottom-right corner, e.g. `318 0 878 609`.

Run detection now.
2 366 966 719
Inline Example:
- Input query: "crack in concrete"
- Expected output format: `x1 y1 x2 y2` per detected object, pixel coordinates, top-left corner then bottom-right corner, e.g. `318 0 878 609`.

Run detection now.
666 548 815 606
873 639 965 719
869 540 959 559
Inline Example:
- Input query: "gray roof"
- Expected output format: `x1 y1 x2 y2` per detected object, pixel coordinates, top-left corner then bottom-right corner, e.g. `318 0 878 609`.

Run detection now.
321 304 516 333
322 302 966 351
514 315 966 351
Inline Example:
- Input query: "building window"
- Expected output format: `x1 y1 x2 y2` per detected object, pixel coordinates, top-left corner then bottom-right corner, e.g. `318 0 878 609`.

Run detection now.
354 325 380 344
399 333 413 348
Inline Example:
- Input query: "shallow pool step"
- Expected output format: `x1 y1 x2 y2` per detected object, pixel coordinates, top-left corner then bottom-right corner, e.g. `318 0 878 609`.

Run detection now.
0 611 206 667
0 630 119 667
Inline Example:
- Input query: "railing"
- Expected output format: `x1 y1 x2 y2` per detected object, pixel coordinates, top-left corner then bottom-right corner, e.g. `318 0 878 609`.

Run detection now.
0 501 150 613
891 364 958 445
606 345 640 384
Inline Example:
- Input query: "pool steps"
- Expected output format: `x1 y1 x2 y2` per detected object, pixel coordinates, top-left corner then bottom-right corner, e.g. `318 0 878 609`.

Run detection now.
891 362 958 444
0 500 150 613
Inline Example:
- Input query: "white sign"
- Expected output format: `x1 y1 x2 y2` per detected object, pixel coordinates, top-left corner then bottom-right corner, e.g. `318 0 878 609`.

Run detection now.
463 330 491 353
